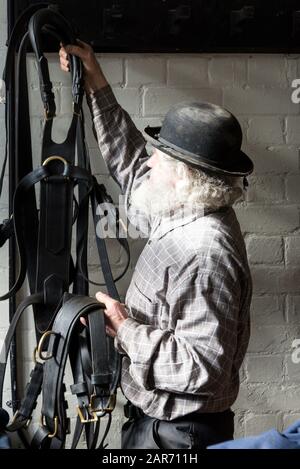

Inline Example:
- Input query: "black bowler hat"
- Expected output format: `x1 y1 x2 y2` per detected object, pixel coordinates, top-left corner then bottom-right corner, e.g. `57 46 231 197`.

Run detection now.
144 101 254 177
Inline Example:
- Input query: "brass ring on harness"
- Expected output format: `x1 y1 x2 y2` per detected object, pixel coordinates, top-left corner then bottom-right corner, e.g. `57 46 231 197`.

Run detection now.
37 330 57 361
42 155 69 176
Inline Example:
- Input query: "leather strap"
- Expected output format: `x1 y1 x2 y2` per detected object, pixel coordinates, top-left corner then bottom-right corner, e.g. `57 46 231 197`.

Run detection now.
33 295 117 449
28 7 83 118
0 293 44 407
0 5 129 449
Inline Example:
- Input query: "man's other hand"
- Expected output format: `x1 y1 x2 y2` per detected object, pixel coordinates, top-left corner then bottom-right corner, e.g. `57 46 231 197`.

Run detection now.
95 291 128 338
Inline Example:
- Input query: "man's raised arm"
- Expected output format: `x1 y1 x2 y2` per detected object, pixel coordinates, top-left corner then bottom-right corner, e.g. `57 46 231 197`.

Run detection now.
59 40 150 201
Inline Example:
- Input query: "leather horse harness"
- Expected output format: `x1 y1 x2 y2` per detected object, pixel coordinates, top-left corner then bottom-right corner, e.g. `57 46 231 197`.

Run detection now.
0 4 129 449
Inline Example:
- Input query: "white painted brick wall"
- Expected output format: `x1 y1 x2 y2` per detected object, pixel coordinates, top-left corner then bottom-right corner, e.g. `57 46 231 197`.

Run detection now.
167 57 208 86
235 206 299 234
286 358 300 383
1 3 300 448
244 413 280 437
247 117 284 145
247 325 289 353
143 87 222 115
246 176 285 204
224 88 298 115
286 175 300 203
126 57 165 86
286 116 300 144
243 145 299 173
251 295 285 325
246 236 283 264
252 267 300 293
285 237 300 265
286 295 300 324
248 56 289 87
246 356 284 382
208 56 247 88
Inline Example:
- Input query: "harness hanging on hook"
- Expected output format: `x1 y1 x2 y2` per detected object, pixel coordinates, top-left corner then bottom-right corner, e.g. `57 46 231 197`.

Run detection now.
0 4 130 450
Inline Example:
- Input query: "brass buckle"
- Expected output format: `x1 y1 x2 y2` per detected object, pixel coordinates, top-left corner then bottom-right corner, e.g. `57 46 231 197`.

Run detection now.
89 393 116 414
11 410 31 429
40 415 58 439
76 405 98 423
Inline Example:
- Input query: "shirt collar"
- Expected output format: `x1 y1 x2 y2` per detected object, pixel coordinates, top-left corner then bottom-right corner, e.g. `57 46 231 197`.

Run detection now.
150 205 221 240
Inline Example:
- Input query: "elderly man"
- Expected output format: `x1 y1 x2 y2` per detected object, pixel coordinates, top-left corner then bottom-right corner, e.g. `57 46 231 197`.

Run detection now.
59 41 253 449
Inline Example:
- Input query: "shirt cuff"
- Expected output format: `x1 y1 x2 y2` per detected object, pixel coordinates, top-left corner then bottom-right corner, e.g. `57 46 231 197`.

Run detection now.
116 317 141 356
113 335 127 355
86 84 118 117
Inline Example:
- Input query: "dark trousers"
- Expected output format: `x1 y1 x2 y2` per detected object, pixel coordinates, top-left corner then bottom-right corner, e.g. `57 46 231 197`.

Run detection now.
122 406 234 449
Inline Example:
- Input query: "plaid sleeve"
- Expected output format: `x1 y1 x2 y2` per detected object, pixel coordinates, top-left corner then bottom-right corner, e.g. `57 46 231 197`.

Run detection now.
117 261 244 395
86 85 150 198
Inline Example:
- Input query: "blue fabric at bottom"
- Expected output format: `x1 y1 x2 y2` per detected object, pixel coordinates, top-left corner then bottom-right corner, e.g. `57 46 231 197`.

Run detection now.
0 432 11 449
208 420 300 449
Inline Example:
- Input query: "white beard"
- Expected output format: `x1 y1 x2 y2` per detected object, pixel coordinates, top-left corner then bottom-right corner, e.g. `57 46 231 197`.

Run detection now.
130 175 178 220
